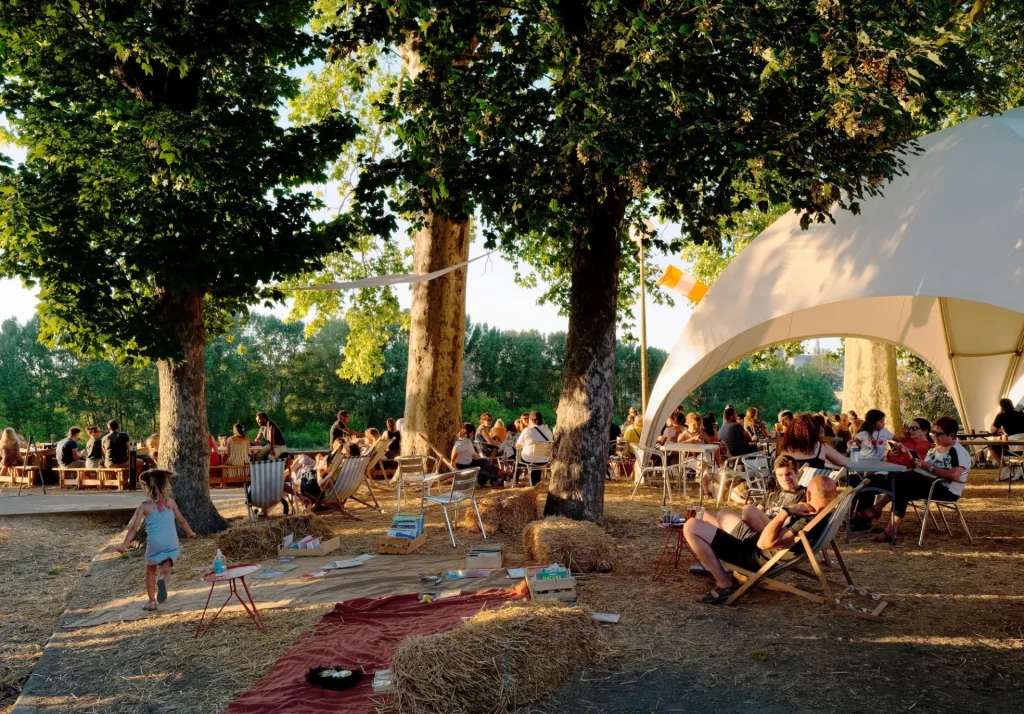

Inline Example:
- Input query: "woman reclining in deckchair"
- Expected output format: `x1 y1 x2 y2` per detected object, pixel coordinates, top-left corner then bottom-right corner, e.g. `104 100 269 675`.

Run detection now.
683 475 838 605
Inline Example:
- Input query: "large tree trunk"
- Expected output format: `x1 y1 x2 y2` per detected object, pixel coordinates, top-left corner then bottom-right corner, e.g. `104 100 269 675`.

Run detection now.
402 214 471 458
544 197 627 521
398 34 472 460
156 288 227 534
842 338 903 436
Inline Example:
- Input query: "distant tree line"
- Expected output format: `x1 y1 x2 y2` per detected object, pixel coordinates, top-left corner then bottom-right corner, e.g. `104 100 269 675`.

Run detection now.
4 312 900 448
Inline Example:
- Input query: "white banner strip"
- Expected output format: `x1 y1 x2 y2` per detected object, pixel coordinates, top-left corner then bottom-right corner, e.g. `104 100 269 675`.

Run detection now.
293 251 495 291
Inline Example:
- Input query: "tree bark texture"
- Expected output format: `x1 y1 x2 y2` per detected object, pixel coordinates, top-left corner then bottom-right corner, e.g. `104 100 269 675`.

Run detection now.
842 338 903 436
156 288 227 534
544 197 627 521
402 214 471 458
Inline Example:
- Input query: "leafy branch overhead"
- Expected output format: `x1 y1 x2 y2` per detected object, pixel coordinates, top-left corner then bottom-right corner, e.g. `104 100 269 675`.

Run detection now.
0 0 358 363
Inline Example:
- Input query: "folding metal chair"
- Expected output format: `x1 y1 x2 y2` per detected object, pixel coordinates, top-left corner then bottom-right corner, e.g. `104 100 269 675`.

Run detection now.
422 468 486 547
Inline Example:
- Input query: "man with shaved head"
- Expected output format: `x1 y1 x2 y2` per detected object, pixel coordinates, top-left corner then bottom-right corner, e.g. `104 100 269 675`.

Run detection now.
684 475 838 605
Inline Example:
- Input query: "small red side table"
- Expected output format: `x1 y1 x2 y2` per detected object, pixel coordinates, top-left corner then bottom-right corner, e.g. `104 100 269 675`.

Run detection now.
652 521 692 581
195 563 264 639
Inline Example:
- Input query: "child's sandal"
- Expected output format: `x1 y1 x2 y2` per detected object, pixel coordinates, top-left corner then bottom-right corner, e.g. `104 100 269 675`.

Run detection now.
142 602 158 611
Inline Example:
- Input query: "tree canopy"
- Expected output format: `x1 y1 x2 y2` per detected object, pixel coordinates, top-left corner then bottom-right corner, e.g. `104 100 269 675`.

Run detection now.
0 0 356 361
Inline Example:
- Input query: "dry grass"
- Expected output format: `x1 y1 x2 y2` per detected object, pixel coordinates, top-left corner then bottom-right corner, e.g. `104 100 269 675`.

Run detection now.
391 601 607 714
214 514 334 562
469 488 541 536
523 517 618 573
0 513 125 713
6 469 1024 714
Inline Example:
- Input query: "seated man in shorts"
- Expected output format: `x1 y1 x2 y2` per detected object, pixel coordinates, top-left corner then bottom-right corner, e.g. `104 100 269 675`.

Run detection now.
704 454 805 530
683 475 838 605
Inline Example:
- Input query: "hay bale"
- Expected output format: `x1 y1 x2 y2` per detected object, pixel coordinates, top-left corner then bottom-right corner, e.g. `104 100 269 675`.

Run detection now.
391 601 606 714
522 516 616 573
215 514 333 563
465 488 540 535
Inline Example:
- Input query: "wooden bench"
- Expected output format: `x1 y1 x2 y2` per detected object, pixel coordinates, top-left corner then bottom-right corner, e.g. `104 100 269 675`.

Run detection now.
98 467 129 491
210 464 249 489
54 467 101 489
1 465 40 487
53 466 127 490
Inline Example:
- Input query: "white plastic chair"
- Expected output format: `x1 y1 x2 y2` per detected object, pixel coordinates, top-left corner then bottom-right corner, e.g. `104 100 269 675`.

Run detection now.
422 468 486 547
514 442 553 486
630 444 673 503
740 455 771 504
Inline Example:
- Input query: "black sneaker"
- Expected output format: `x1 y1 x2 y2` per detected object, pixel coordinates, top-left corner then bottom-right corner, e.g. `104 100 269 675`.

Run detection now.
850 519 873 532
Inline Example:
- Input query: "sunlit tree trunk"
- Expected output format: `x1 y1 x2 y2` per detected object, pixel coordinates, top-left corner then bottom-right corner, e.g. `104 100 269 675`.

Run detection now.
398 35 472 459
842 338 903 436
402 215 471 458
156 288 227 534
544 195 627 521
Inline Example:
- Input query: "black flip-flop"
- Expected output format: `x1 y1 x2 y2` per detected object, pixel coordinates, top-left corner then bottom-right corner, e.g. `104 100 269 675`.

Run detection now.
697 582 740 605
156 578 168 604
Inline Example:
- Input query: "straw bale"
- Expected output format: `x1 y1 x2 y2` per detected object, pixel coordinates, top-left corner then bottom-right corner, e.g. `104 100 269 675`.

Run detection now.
466 488 540 535
214 514 333 563
390 601 606 714
522 516 617 572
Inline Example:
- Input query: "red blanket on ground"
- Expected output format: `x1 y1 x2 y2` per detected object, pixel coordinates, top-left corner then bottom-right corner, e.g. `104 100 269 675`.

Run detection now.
223 583 528 714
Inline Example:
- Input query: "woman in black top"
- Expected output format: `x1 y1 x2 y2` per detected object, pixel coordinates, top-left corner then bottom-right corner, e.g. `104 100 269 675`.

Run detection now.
777 413 847 470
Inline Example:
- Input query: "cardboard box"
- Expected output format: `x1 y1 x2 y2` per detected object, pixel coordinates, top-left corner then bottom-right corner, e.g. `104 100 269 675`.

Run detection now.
466 544 504 569
377 532 426 555
277 536 340 557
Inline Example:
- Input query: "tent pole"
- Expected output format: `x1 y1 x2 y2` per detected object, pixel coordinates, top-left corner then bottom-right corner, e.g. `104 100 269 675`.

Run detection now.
938 297 970 431
639 239 649 415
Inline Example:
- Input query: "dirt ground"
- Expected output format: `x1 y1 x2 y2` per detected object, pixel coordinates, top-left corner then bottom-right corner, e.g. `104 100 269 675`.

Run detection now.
3 469 1023 714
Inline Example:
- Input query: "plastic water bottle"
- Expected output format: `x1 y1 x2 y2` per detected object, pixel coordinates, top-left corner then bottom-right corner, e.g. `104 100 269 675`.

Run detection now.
213 549 226 575
850 444 860 462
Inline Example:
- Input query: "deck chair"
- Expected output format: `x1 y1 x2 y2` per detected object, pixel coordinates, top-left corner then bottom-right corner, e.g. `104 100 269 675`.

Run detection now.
246 458 287 521
312 454 375 518
907 478 974 546
422 468 486 547
366 437 394 482
723 482 865 608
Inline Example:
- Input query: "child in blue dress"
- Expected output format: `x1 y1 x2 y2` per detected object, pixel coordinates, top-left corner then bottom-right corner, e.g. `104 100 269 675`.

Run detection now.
118 469 196 611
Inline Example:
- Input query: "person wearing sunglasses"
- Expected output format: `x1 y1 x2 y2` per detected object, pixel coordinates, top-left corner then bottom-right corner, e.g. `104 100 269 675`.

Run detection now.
853 418 933 525
873 415 971 543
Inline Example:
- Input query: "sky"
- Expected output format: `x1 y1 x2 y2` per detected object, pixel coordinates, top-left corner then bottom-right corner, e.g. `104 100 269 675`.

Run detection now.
0 238 697 352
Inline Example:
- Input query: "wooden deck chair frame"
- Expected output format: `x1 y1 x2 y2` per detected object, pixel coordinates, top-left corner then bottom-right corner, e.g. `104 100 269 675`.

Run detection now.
722 482 865 608
310 453 375 518
367 437 394 483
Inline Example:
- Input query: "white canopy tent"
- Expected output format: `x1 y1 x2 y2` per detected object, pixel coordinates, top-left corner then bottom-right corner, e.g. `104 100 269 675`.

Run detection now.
643 107 1024 446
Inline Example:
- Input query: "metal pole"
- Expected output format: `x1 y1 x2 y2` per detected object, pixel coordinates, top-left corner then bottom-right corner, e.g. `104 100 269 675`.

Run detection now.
639 239 649 415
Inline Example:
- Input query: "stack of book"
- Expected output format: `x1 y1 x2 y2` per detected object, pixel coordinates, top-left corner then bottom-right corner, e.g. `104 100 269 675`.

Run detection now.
386 512 424 540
